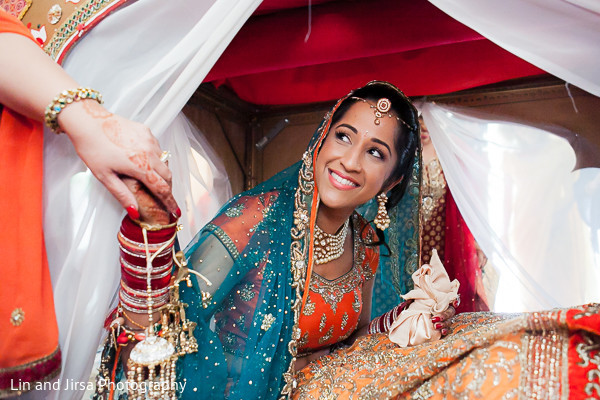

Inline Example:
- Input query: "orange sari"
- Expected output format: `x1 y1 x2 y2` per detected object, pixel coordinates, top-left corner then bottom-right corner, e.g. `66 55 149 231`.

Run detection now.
293 303 600 399
0 10 61 397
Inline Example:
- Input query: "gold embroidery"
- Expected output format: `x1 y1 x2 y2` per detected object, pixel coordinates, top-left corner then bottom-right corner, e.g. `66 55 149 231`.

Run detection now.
338 327 353 342
261 314 275 331
0 0 33 20
295 313 524 399
10 308 24 326
225 202 246 218
303 296 316 316
574 331 600 400
341 313 349 331
572 303 600 320
519 328 569 399
319 326 334 345
282 151 315 397
0 346 61 398
205 223 241 259
294 307 592 400
44 0 127 62
297 332 309 349
309 216 365 314
352 290 361 313
239 282 255 302
319 314 327 332
421 158 446 223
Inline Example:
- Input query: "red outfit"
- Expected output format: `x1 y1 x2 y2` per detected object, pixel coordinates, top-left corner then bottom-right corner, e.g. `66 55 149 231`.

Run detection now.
421 159 489 313
0 10 61 397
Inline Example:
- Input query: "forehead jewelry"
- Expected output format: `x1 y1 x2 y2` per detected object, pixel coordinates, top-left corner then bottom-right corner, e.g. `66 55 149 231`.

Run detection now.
350 96 411 129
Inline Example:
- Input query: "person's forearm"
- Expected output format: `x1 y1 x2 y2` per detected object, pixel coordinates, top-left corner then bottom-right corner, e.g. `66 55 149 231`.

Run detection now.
0 33 78 120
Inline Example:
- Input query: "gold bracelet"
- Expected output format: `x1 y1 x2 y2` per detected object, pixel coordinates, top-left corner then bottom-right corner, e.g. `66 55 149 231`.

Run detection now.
44 87 103 134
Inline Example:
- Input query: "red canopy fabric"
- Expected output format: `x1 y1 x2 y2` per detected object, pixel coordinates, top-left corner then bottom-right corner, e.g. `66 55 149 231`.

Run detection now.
206 0 545 105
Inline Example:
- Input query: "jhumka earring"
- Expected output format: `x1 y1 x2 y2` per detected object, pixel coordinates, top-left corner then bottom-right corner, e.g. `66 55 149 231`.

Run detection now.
374 193 390 231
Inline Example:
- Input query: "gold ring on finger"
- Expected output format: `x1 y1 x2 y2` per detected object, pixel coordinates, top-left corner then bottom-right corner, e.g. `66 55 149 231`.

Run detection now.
160 150 171 163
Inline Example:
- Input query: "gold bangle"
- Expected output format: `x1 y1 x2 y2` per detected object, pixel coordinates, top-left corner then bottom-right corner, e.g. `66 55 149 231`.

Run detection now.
44 87 103 134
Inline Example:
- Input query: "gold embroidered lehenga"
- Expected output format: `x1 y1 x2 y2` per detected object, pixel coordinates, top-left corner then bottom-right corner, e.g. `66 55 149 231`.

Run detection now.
294 303 600 399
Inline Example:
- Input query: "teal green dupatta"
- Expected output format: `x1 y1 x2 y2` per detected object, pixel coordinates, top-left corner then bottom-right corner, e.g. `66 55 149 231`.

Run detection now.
178 81 421 399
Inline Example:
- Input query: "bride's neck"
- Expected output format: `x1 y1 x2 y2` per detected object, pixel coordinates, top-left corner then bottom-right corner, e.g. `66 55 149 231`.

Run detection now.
316 203 353 234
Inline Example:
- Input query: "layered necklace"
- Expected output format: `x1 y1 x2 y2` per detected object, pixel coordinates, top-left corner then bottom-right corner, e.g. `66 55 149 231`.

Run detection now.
313 219 350 265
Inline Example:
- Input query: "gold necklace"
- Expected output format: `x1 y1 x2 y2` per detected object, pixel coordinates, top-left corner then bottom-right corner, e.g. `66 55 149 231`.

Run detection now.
313 219 350 265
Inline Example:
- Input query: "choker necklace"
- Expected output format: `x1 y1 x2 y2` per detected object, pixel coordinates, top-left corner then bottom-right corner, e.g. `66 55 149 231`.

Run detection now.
313 219 350 265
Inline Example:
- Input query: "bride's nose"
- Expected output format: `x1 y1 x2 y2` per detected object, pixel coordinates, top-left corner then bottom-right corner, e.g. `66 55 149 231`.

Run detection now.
340 147 361 172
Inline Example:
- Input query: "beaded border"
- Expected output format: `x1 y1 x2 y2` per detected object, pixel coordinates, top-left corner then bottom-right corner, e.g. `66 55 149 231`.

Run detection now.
44 0 129 64
0 346 61 397
0 0 33 20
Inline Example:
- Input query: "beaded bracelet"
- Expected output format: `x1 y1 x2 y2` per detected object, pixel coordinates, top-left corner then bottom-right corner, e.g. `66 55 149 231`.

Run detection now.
44 87 103 134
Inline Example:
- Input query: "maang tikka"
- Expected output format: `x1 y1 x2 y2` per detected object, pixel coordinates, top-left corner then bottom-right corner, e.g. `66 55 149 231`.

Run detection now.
349 96 411 129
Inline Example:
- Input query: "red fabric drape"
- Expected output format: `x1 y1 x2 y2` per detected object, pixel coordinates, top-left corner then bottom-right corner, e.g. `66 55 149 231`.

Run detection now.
444 189 489 313
206 0 545 105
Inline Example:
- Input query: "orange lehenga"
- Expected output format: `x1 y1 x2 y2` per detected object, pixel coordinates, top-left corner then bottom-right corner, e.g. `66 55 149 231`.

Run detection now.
294 303 600 399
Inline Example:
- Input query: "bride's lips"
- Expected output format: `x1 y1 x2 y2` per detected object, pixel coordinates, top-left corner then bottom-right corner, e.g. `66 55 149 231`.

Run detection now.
328 168 359 190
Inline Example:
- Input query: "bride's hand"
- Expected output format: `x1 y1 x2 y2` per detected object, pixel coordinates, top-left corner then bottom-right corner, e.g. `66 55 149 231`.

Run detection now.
432 297 459 336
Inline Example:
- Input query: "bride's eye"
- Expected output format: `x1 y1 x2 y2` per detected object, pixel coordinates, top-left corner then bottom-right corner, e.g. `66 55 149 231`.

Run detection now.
335 131 351 143
368 148 385 160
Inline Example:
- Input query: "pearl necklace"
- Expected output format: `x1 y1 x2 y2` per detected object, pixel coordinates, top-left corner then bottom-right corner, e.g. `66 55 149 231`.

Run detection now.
313 219 350 265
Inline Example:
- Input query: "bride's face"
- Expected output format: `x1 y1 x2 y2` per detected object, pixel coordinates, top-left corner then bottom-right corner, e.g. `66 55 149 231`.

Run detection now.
315 101 399 215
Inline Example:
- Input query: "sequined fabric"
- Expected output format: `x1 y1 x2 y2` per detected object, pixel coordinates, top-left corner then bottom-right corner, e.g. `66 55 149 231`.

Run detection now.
293 303 600 400
297 213 378 353
421 158 446 265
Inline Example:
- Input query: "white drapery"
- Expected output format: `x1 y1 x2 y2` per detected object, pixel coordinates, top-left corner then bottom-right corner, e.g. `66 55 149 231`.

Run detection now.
428 0 600 97
43 0 261 398
422 102 600 312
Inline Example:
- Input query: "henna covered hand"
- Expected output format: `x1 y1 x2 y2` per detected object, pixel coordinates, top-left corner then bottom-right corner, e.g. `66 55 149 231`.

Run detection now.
57 100 179 218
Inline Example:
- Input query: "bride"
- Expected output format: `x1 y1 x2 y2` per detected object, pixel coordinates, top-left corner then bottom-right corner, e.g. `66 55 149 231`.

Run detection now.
97 81 600 400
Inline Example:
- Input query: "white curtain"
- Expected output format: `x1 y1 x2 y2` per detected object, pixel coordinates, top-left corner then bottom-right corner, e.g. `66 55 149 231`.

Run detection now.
428 0 600 97
42 0 261 398
422 102 600 312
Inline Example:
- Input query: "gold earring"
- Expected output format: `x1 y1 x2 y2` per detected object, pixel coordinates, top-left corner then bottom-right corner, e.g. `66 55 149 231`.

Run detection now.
374 193 390 231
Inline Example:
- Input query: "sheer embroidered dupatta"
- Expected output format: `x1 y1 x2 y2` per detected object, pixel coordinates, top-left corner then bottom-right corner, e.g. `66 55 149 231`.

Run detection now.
178 96 343 399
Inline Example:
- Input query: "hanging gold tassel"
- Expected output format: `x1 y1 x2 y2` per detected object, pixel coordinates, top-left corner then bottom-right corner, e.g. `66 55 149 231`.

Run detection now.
96 218 212 400
126 336 177 400
124 230 208 399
